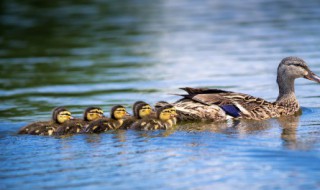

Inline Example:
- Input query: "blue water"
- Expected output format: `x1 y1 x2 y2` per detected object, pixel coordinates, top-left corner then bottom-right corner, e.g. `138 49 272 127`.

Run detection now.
1 0 320 189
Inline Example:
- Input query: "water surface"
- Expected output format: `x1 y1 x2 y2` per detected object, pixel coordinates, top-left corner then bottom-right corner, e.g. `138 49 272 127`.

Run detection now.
1 0 320 189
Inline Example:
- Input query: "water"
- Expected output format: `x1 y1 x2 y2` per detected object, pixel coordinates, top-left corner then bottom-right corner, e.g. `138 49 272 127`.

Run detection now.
1 0 320 189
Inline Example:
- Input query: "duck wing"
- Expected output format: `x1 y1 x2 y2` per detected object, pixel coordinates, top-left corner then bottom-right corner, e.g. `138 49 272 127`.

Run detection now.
178 87 278 120
180 87 231 94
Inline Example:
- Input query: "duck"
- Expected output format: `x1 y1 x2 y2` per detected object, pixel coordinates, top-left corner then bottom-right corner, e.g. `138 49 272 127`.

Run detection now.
120 101 153 129
18 107 74 136
85 105 127 133
173 57 320 121
154 101 178 125
54 106 104 135
131 104 177 131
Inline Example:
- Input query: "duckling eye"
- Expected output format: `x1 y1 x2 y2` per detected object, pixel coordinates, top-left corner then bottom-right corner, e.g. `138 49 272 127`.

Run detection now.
60 112 71 116
142 106 151 110
89 109 103 114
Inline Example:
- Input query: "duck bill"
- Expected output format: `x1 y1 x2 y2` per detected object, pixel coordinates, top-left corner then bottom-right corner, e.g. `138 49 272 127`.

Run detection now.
304 71 320 83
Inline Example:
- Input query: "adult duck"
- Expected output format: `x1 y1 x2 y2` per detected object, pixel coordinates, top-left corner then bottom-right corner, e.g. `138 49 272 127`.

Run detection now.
174 57 320 121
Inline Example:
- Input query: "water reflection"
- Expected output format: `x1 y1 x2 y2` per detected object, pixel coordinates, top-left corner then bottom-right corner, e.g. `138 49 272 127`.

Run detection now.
279 115 300 149
178 119 274 134
178 115 314 150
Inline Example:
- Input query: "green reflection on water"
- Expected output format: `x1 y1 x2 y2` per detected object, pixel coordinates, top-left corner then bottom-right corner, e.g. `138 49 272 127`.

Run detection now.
0 0 159 119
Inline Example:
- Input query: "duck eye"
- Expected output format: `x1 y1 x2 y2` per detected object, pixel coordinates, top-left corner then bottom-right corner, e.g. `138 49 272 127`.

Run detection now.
60 112 71 116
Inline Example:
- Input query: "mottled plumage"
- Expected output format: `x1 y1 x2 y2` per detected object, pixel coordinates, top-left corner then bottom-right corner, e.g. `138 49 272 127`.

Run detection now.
85 105 126 133
131 105 177 130
120 102 153 129
174 57 320 121
154 101 178 125
54 106 104 135
18 107 73 135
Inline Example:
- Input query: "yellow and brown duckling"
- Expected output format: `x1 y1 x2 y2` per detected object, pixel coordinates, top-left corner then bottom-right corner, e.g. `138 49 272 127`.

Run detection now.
85 105 127 133
154 101 178 125
18 107 73 136
131 104 177 131
54 106 104 135
120 101 153 129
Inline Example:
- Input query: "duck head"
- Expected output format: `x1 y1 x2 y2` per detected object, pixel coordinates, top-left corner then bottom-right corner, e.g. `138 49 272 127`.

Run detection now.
132 101 147 117
136 103 153 119
277 57 320 84
52 107 73 124
157 105 177 122
110 105 127 120
84 106 104 121
154 101 170 112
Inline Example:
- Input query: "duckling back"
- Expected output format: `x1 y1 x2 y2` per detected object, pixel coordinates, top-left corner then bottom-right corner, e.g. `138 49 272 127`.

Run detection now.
85 118 121 133
130 118 163 131
18 121 59 136
54 119 84 135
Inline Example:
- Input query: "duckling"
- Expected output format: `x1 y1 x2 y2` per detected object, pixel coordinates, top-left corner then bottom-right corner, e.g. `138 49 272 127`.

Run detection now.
154 101 170 111
54 106 104 135
18 107 73 136
154 101 178 125
131 105 177 131
120 102 153 129
85 105 127 133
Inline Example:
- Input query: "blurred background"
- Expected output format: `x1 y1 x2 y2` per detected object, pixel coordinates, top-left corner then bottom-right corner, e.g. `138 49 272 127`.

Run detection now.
1 0 320 121
1 0 320 189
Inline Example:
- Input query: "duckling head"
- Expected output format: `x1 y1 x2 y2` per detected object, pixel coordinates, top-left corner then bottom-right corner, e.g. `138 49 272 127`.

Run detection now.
157 105 176 122
111 105 127 120
170 106 178 117
52 107 73 124
84 106 104 121
277 57 320 84
132 101 147 117
136 103 153 119
154 101 170 112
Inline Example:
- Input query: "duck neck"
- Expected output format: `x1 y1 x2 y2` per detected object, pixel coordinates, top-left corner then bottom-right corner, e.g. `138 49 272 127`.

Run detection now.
276 76 298 104
118 119 123 126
